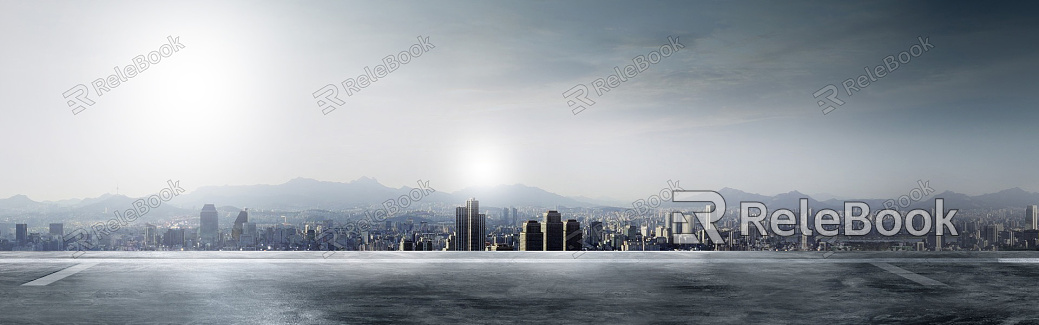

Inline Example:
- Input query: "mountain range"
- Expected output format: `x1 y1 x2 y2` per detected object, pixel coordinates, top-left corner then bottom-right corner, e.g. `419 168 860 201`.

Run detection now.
1 178 1037 224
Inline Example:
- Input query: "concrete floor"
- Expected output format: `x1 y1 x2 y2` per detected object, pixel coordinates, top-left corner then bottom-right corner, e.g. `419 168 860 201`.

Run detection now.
2 251 1038 324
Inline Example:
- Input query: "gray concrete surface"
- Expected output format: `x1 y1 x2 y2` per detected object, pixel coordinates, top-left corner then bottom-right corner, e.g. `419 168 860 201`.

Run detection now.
1 251 1038 324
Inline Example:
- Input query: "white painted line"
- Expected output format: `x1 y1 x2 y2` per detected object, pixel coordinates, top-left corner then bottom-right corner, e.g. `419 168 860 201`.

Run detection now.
871 262 946 286
22 262 99 286
997 258 1039 264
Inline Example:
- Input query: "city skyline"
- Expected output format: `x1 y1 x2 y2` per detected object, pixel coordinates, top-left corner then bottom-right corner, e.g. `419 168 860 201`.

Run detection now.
7 195 1039 253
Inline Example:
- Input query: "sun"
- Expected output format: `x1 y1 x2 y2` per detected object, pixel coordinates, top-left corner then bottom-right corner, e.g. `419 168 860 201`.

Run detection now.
457 145 512 188
469 156 501 187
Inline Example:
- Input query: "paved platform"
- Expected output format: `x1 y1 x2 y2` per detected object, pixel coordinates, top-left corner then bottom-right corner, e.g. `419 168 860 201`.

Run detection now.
1 251 1038 324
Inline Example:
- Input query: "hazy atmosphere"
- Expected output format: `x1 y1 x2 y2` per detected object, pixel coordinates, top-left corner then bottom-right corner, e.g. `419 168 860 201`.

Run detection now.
2 0 1037 202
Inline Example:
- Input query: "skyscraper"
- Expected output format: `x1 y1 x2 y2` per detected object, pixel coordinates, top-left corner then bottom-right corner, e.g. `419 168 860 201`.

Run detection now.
164 228 185 247
146 223 157 246
502 207 510 226
16 224 27 245
241 222 257 246
1027 205 1038 230
511 207 518 225
49 223 63 238
399 237 415 251
199 204 219 248
454 198 486 251
542 210 564 251
586 221 603 249
565 219 582 251
232 209 248 242
519 220 543 251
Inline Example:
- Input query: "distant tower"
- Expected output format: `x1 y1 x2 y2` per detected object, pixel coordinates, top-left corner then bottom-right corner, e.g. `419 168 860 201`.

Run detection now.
519 220 543 251
49 223 64 238
1027 205 1038 230
146 223 158 246
565 219 582 251
502 207 510 226
511 207 518 225
454 198 486 251
199 204 219 248
542 210 564 251
399 237 415 251
586 221 604 249
232 209 249 242
15 224 27 245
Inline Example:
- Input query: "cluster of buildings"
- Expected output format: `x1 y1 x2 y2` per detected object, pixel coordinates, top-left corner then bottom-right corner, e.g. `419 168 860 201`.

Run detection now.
5 201 1039 252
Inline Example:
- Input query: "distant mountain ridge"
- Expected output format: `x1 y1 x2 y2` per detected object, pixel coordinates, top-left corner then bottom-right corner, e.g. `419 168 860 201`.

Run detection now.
2 179 1038 223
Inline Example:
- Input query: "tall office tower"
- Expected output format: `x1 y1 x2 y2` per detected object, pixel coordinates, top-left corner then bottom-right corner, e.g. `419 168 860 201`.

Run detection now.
454 198 486 251
542 210 564 251
511 207 518 225
146 224 157 246
445 234 457 251
1027 205 1038 230
502 207 510 226
232 209 249 242
399 237 415 251
519 220 544 251
16 224 27 245
240 222 257 246
199 204 219 248
164 228 185 247
564 219 582 251
984 224 1004 245
49 223 64 238
586 221 603 249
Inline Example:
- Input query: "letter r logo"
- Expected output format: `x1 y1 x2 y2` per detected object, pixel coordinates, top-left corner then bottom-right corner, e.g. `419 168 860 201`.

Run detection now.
63 84 95 115
563 84 595 115
670 190 726 244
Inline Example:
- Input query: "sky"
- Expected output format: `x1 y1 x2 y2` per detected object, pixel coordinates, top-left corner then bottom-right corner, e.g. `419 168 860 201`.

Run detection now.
1 0 1037 202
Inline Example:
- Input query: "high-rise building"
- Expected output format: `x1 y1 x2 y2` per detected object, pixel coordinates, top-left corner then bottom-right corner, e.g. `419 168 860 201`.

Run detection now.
16 224 27 245
240 222 257 246
565 219 582 251
586 221 603 249
445 233 457 251
399 237 415 251
519 220 543 251
199 204 219 248
454 198 486 251
1027 205 1038 230
146 224 157 246
49 223 64 238
502 207 510 226
511 207 518 225
164 228 185 247
542 210 564 251
232 209 249 242
984 224 1003 246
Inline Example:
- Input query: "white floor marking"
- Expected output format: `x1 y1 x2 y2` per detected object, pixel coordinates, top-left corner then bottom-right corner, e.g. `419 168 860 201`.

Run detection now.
22 262 99 286
871 262 947 286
